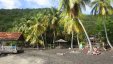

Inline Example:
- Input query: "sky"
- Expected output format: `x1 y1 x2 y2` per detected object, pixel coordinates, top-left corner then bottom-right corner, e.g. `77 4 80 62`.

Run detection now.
0 0 59 9
0 0 91 14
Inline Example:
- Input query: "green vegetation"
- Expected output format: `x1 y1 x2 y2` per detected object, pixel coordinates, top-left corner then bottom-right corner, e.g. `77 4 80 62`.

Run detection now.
58 0 93 52
0 0 113 51
91 0 113 48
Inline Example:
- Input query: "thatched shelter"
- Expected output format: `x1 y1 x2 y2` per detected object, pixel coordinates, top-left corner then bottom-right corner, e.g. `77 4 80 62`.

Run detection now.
55 39 67 48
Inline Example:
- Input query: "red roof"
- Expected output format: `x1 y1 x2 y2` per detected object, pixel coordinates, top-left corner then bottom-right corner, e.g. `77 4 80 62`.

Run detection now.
0 32 24 41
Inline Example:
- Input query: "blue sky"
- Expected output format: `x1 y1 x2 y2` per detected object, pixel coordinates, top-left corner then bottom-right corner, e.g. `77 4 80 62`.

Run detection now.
0 0 91 14
0 0 58 9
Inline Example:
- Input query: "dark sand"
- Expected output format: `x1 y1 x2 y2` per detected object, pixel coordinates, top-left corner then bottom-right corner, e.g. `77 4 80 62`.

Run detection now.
0 48 113 64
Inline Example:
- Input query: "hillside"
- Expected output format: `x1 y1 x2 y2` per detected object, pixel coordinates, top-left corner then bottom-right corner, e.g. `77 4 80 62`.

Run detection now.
0 8 53 31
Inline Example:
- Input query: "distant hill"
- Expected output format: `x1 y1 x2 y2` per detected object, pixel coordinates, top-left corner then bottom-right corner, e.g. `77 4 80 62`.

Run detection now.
0 8 113 33
0 8 53 31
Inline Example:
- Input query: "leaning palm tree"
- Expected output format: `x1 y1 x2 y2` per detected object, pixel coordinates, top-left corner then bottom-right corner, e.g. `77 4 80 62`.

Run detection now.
91 0 113 49
58 0 93 51
59 15 83 49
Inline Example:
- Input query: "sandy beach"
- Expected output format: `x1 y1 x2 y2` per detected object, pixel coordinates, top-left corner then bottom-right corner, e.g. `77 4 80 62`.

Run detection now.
0 49 113 64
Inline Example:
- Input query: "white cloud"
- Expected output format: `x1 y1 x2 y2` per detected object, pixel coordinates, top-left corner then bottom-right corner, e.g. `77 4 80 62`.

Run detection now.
82 5 92 14
0 0 21 9
36 0 51 6
0 0 54 9
26 0 52 7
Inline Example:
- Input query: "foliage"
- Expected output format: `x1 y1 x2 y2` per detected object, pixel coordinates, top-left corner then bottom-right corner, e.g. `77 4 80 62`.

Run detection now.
91 0 112 15
0 6 113 47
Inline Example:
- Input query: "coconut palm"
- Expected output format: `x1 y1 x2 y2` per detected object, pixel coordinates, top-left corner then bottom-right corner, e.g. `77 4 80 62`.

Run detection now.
26 14 48 46
58 0 93 51
91 0 113 48
12 13 48 47
59 15 83 48
47 8 60 46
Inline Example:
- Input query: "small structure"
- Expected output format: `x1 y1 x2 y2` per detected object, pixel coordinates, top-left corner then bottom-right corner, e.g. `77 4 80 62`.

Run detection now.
55 39 67 42
0 32 24 41
55 39 67 48
0 32 24 53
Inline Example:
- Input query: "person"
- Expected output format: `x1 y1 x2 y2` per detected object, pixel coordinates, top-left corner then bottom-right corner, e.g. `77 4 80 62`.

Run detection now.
79 43 83 50
83 45 89 54
92 46 101 55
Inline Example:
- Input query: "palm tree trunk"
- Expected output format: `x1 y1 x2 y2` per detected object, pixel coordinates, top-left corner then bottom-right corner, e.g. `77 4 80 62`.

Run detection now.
71 31 74 49
44 32 47 48
78 18 93 52
77 34 80 49
52 31 56 48
103 17 113 48
41 35 45 48
44 33 47 44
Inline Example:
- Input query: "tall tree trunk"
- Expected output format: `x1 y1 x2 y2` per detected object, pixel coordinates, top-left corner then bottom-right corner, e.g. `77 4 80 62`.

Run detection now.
103 17 113 49
78 18 93 52
71 31 74 49
53 31 56 48
44 32 48 48
77 34 80 49
41 35 45 48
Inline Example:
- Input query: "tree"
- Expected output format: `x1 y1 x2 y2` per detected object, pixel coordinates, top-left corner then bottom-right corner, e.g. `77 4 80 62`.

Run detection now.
47 8 60 47
59 15 83 49
12 13 48 47
91 0 113 49
10 8 61 48
58 0 93 51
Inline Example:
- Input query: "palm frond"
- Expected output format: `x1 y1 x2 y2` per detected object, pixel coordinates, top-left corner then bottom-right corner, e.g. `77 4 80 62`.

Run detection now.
91 0 112 15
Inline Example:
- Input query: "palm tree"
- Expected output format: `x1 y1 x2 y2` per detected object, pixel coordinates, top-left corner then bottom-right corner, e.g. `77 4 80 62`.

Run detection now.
59 15 83 49
58 0 93 51
48 8 60 47
12 14 48 47
26 14 48 46
91 0 113 49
